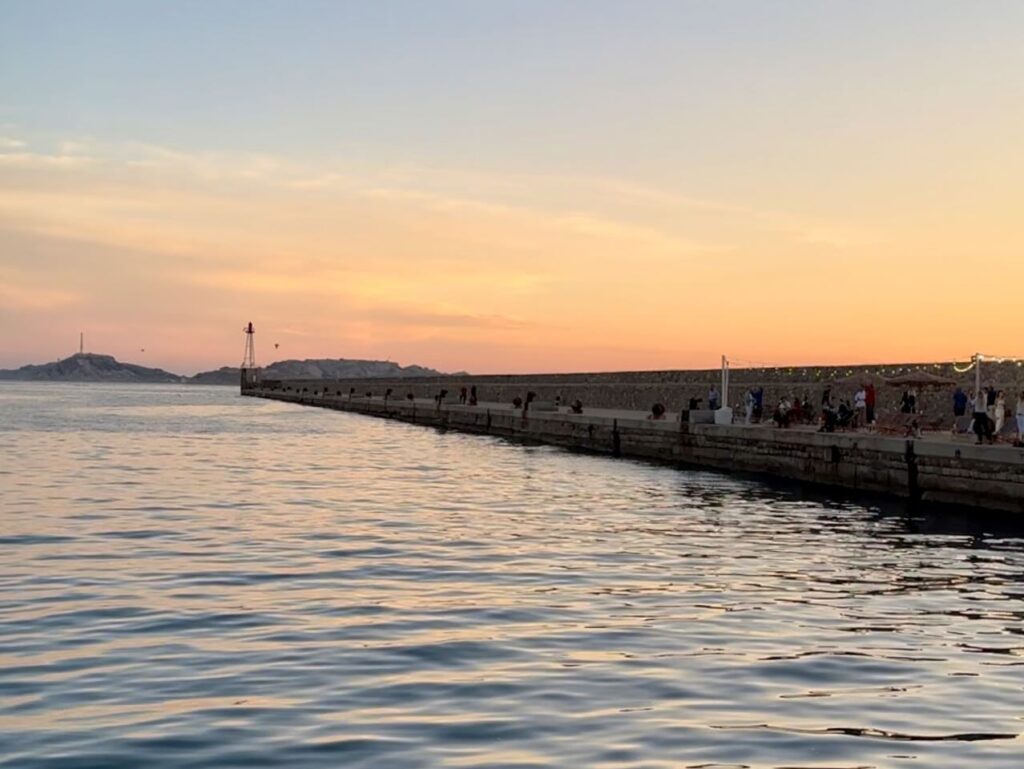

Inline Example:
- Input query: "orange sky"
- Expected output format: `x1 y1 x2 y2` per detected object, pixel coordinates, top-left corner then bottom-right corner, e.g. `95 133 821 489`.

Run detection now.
2 4 1022 374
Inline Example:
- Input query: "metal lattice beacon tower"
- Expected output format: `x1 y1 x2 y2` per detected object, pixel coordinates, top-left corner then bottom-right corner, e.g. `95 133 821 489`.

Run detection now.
240 322 259 390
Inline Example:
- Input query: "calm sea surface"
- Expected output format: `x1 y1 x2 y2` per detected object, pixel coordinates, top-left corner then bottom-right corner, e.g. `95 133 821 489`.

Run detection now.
1 383 1022 768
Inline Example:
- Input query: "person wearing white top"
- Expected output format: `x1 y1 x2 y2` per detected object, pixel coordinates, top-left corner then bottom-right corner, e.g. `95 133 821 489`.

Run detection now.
854 388 867 429
994 391 1006 434
744 389 755 424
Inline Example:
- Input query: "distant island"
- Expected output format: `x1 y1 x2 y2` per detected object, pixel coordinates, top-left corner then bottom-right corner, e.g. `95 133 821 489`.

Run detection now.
0 353 450 385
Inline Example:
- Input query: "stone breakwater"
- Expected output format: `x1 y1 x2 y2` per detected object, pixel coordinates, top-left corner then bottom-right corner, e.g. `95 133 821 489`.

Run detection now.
244 386 1024 515
254 360 1024 420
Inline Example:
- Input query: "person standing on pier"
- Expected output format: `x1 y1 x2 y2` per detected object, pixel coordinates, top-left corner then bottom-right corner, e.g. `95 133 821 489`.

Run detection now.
1016 391 1024 443
865 382 877 425
973 389 993 444
953 387 968 418
708 385 720 411
995 391 1007 435
744 388 755 424
854 386 867 429
900 389 916 414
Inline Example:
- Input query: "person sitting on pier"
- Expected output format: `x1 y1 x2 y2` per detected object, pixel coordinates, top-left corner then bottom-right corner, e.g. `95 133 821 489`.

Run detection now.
772 398 791 428
570 399 584 414
688 396 703 410
648 403 667 420
801 396 815 425
837 400 854 430
524 391 537 414
819 400 838 433
512 396 523 409
789 396 803 424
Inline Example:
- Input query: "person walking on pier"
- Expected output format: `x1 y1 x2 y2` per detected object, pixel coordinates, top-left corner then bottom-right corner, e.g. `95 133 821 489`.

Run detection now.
994 391 1007 435
1016 391 1024 444
973 389 993 444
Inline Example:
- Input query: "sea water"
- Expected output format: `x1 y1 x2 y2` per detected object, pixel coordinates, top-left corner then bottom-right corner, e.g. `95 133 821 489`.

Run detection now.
0 383 1021 768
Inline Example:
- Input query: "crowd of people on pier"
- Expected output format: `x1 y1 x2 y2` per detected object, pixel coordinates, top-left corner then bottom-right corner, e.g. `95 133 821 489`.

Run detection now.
731 383 1023 444
419 378 1024 446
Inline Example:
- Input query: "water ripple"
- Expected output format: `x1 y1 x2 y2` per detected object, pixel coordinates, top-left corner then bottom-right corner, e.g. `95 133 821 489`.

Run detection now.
1 383 1024 768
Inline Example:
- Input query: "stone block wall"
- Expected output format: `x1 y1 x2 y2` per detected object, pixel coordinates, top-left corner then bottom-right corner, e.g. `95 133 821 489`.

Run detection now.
256 360 1024 428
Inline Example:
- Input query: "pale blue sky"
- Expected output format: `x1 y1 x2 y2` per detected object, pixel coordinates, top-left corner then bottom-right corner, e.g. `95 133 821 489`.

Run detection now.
4 0 1022 192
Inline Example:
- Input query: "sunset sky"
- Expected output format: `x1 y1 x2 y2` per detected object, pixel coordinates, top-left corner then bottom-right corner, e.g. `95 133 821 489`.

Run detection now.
2 1 1022 374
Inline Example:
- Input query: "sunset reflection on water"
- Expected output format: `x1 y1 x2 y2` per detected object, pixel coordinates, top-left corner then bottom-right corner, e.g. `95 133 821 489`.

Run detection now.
1 383 1022 769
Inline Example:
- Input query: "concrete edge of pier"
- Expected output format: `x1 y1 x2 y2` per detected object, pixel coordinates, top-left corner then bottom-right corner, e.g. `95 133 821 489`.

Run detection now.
243 387 1024 516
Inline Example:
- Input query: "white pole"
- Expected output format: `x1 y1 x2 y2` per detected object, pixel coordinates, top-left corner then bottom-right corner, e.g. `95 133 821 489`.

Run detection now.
721 355 728 411
975 353 982 400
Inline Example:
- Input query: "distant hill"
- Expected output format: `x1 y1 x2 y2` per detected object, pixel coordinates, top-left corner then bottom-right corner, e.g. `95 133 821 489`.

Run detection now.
186 366 239 386
0 353 182 383
189 358 447 384
0 354 452 385
264 358 444 380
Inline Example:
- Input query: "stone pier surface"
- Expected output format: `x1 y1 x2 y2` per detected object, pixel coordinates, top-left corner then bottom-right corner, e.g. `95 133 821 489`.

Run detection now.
244 385 1024 516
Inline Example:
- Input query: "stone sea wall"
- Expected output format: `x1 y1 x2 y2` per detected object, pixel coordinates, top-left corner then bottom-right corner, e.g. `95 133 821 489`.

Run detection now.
258 360 1024 425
